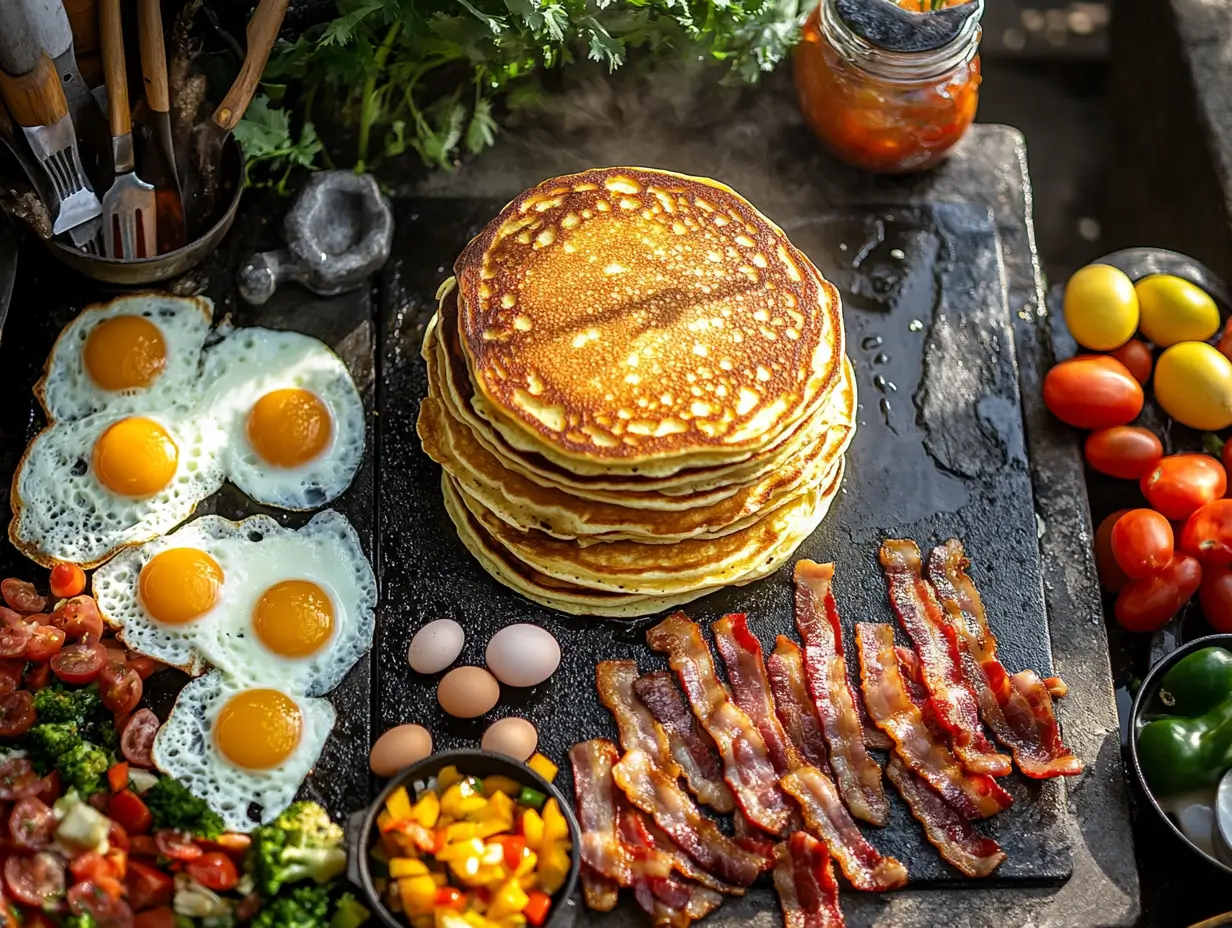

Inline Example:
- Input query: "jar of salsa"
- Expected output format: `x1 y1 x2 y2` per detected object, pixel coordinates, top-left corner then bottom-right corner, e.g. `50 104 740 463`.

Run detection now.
794 0 983 174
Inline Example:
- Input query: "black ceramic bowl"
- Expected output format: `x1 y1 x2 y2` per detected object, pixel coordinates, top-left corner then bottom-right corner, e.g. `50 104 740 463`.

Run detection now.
346 750 582 928
1129 633 1232 875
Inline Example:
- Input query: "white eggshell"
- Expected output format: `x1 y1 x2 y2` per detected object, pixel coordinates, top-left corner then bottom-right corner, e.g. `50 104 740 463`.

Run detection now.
481 717 539 761
409 619 465 675
438 666 500 719
369 724 433 777
485 624 561 688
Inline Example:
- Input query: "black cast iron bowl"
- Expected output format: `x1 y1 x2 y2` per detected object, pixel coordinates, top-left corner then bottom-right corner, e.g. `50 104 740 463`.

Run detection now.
1129 633 1232 876
346 750 582 928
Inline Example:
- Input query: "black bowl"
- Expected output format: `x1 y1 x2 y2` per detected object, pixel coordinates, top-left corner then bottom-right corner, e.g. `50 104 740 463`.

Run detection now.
346 750 582 928
1128 633 1232 875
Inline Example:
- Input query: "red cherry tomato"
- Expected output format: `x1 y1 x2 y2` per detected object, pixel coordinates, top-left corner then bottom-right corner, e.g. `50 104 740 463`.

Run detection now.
134 909 176 928
154 830 203 861
0 690 36 738
49 563 86 599
70 851 118 885
107 790 153 837
24 661 51 692
34 770 62 806
0 659 24 696
126 861 173 910
9 797 55 850
98 662 143 716
1111 509 1175 579
1141 454 1228 521
0 580 47 614
68 880 133 928
23 626 65 662
187 852 239 892
124 657 163 681
0 757 41 800
0 622 31 660
1043 355 1144 429
1201 565 1232 632
1181 499 1232 567
1218 317 1232 363
120 710 159 768
1115 553 1202 632
1095 509 1132 593
4 851 65 907
51 642 108 685
51 596 104 643
1108 339 1153 384
1084 426 1163 480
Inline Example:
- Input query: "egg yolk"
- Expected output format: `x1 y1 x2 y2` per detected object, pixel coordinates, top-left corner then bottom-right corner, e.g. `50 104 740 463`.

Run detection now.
253 580 335 658
214 689 303 770
139 548 223 624
246 389 332 469
83 316 167 391
92 417 178 496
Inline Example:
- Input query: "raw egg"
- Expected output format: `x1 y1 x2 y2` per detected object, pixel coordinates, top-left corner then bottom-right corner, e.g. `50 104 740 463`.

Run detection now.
481 717 538 761
369 724 434 777
438 666 500 718
409 619 465 675
485 624 560 688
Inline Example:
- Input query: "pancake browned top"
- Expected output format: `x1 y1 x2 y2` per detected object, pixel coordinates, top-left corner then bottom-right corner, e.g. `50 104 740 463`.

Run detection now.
454 167 843 466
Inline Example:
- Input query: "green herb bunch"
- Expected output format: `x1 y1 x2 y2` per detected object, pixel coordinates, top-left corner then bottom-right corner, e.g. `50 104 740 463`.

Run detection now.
235 0 808 187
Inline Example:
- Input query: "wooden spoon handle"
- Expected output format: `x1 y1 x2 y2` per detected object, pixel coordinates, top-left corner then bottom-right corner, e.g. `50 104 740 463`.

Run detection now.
98 0 128 137
0 52 68 127
212 0 288 132
137 0 168 115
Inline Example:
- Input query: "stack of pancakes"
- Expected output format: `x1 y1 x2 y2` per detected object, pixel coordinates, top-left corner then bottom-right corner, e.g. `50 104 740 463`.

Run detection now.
417 168 856 618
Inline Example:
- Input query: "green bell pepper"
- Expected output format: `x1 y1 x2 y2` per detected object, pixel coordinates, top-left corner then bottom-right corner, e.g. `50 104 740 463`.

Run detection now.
1158 647 1232 717
1139 663 1232 797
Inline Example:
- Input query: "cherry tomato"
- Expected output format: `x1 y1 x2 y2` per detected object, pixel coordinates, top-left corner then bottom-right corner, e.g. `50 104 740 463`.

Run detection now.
1084 426 1163 480
9 797 54 850
1095 510 1133 593
126 861 173 910
23 661 51 692
1181 499 1232 567
0 690 35 738
121 710 159 768
0 758 41 800
1043 355 1144 429
1115 553 1202 632
107 790 152 837
4 851 65 907
187 852 238 892
51 596 104 643
70 851 117 885
1202 565 1232 632
1219 316 1232 363
49 563 86 599
134 909 176 928
1109 339 1153 384
0 622 31 660
51 642 108 685
125 657 163 681
0 659 23 696
98 662 143 716
34 770 61 806
1111 509 1174 579
128 835 159 859
68 880 133 928
1141 454 1228 521
154 830 202 861
23 626 65 662
0 580 46 614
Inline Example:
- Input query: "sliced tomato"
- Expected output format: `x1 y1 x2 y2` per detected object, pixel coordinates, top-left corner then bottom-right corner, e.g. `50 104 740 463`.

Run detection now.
49 563 86 600
200 832 251 860
68 879 134 928
108 763 130 794
0 660 23 697
0 757 43 800
10 797 54 850
0 690 35 738
186 852 238 891
50 642 108 685
0 623 31 660
4 851 65 907
120 710 159 768
33 770 61 806
99 663 142 716
124 657 163 681
154 830 202 861
70 851 118 884
23 662 50 692
134 907 176 928
126 860 173 910
1 580 47 614
51 597 104 644
107 790 152 837
23 626 65 662
128 836 159 859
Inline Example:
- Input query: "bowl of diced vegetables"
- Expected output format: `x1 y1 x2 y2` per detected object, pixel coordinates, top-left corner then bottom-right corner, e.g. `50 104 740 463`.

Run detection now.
350 749 580 928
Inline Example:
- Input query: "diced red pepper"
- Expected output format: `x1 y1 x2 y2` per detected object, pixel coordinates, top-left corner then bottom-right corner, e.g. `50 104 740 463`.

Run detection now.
525 890 552 926
489 834 527 870
126 860 173 910
107 763 129 794
107 790 152 836
434 886 467 910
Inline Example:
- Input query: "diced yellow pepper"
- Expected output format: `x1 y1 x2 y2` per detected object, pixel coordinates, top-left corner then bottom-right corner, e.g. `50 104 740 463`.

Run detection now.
437 837 485 863
432 872 448 887
521 810 544 851
542 800 568 845
488 878 530 921
475 792 515 837
438 766 463 791
411 790 441 828
513 850 537 880
387 786 414 823
399 874 438 917
378 809 395 832
538 843 571 896
390 858 430 878
500 917 528 928
474 864 508 888
442 780 489 819
518 874 537 892
445 822 478 844
483 775 523 797
463 913 500 928
527 754 558 784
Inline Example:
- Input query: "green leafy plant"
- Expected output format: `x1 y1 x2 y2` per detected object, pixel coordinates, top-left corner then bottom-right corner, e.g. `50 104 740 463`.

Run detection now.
236 0 807 182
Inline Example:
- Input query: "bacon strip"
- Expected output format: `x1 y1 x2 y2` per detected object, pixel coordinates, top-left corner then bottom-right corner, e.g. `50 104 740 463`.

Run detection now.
634 671 736 814
618 806 723 928
885 756 1005 879
581 868 620 912
647 613 793 834
854 623 1012 820
780 766 907 891
712 614 801 776
926 540 1083 779
767 636 831 774
793 561 888 826
597 661 681 777
773 832 846 928
637 811 744 896
879 540 1012 777
612 749 770 887
570 740 661 888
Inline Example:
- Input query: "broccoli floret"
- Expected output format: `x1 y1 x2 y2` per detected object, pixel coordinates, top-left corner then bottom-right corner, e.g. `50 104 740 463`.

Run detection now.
249 802 347 898
330 893 370 928
24 721 81 768
144 776 225 839
30 684 117 753
58 741 111 795
251 883 332 928
63 914 99 928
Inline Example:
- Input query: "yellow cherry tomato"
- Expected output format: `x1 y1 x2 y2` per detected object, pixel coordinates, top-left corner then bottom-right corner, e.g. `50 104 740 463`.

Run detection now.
1135 275 1220 348
1154 341 1232 430
1063 264 1139 351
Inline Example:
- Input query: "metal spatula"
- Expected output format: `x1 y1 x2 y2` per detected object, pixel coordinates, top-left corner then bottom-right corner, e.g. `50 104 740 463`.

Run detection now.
99 0 155 259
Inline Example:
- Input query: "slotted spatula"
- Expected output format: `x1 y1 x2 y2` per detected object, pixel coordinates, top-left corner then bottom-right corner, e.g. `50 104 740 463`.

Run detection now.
99 0 155 259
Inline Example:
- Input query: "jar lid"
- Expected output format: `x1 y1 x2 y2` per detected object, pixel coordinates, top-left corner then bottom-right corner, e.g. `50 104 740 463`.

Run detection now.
834 0 984 52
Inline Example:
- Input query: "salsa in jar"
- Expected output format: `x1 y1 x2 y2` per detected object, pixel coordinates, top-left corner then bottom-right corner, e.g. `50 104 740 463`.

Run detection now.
794 0 983 174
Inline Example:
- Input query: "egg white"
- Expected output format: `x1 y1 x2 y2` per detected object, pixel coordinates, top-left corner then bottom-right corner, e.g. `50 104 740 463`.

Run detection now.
199 328 365 510
10 407 227 568
38 294 213 423
152 671 335 832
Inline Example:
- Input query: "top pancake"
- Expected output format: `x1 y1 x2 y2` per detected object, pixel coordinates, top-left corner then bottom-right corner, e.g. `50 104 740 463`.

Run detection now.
454 167 844 468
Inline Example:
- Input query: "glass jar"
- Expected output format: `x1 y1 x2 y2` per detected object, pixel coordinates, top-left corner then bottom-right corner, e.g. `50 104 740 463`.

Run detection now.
794 0 983 174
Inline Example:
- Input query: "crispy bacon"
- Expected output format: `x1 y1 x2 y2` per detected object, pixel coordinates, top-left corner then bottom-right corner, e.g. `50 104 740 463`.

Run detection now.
712 614 801 776
634 671 737 814
927 540 1083 779
1043 677 1068 699
885 756 1005 879
773 833 846 928
618 806 723 928
879 540 1012 777
793 561 889 826
612 748 770 887
854 623 1012 820
647 613 793 834
637 811 744 896
780 766 907 891
767 637 831 774
570 740 654 888
597 661 681 776
581 868 620 912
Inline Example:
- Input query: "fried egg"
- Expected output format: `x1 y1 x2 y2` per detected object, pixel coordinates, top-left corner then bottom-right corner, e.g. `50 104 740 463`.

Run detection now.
199 329 365 510
38 294 212 422
92 510 375 694
153 672 335 832
10 408 227 568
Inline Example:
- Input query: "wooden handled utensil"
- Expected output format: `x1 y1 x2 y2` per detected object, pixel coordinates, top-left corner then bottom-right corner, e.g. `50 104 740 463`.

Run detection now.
99 0 156 258
138 0 185 252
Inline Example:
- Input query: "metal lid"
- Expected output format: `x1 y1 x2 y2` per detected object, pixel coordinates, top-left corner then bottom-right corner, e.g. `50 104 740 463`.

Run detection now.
834 0 984 52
